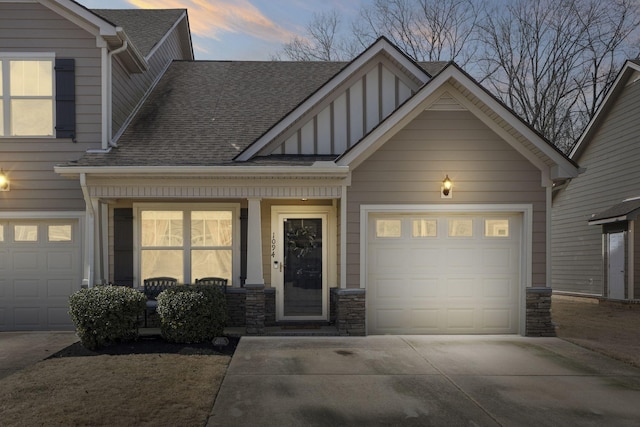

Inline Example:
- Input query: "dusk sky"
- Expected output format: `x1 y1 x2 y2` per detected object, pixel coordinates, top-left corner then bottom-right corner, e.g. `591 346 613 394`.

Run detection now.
77 0 369 60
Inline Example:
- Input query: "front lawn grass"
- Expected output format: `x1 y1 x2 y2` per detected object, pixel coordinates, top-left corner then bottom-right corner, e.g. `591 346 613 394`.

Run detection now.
0 353 230 426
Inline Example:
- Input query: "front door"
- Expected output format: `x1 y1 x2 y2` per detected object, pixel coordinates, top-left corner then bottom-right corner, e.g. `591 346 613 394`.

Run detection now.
273 211 328 321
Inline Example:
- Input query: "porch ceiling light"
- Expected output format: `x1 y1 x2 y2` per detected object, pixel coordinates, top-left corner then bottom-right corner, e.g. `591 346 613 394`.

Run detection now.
441 174 452 198
0 169 9 191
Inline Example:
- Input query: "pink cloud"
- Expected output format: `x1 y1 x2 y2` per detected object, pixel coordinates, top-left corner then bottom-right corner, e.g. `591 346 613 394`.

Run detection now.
127 0 296 42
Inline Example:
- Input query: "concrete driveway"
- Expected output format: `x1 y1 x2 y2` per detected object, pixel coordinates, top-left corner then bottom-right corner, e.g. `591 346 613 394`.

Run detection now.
208 335 640 426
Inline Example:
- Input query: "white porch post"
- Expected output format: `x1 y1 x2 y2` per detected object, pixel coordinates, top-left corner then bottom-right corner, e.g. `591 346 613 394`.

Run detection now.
245 198 265 285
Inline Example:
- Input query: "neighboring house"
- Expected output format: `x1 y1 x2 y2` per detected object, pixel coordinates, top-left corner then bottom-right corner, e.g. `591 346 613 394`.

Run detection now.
0 0 193 331
2 2 579 336
552 60 640 301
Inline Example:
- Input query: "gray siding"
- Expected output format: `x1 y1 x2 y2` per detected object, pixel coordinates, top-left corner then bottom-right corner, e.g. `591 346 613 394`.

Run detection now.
111 23 190 137
635 221 640 298
0 2 101 211
552 78 640 295
347 110 547 288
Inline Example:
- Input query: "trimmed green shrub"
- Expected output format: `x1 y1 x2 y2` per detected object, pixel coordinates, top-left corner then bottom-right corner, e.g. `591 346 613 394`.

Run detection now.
157 285 227 343
69 285 146 350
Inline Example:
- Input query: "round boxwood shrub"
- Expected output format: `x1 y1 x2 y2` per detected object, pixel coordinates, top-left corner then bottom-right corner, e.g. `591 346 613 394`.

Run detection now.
156 285 227 343
69 285 146 350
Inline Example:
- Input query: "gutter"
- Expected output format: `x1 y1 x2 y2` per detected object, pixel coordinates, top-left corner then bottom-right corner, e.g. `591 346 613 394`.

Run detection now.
55 164 351 178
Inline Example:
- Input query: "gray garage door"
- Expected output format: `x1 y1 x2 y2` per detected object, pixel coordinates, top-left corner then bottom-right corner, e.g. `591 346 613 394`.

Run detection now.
0 219 81 330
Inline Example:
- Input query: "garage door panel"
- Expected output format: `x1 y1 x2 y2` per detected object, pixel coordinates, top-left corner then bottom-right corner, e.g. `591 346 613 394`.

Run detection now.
375 309 406 329
446 248 476 267
482 308 513 329
445 278 476 298
446 309 475 329
13 307 41 328
482 278 513 298
482 248 514 268
410 309 439 329
0 249 7 269
14 279 40 298
367 213 521 335
410 248 441 266
47 251 74 270
410 278 439 298
372 247 405 269
12 251 41 270
47 279 75 297
47 307 73 327
373 278 405 298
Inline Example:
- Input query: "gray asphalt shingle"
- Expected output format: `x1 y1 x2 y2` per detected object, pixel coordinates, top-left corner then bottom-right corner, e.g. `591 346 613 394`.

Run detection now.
71 59 446 168
92 9 186 57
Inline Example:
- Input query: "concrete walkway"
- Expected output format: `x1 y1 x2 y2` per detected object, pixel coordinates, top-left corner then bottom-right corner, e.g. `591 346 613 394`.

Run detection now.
208 335 640 426
0 331 78 380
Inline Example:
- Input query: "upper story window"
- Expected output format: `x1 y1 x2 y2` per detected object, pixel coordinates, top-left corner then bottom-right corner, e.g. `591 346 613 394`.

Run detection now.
0 53 55 137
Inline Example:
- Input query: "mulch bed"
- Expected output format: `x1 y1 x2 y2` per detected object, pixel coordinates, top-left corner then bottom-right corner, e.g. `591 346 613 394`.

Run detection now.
47 335 239 359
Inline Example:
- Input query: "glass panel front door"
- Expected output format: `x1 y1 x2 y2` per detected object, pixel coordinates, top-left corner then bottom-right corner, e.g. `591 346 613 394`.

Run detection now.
283 218 323 317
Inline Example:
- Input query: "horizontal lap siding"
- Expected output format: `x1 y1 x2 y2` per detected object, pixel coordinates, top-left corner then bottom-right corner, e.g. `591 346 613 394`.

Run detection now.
0 3 101 211
552 79 640 295
111 26 187 137
347 110 546 288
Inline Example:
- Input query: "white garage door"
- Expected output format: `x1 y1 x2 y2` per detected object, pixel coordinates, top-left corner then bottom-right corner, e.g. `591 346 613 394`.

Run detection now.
0 220 81 331
367 213 521 334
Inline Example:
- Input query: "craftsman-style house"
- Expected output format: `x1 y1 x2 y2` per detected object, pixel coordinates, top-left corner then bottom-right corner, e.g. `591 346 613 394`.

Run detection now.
1 0 578 335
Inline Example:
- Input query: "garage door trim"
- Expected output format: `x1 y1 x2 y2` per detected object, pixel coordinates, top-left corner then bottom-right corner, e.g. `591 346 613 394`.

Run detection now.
360 204 532 335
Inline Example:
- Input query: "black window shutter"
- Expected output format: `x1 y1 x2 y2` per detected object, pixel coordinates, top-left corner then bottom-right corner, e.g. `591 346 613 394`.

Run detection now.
114 208 134 287
54 58 76 140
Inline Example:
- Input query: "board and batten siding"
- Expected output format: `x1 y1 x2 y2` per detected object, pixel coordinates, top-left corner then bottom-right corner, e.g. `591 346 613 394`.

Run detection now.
0 2 101 211
346 110 547 289
268 61 416 156
552 77 640 295
111 23 190 138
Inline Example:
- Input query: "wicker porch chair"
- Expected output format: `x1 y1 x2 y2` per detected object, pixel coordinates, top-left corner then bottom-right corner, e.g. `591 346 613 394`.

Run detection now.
194 276 228 292
143 277 177 326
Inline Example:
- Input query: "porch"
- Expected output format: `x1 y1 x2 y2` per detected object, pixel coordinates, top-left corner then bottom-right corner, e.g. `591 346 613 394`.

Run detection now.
141 286 366 336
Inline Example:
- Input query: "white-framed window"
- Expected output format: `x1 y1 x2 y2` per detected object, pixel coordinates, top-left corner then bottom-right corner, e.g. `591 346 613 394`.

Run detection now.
0 53 55 137
135 204 240 286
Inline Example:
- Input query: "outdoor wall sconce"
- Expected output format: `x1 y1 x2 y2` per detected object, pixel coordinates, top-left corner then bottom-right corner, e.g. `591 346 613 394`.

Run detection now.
0 169 9 191
441 174 452 198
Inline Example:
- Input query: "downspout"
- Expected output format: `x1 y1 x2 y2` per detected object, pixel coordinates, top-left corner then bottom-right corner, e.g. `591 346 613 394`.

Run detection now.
93 39 128 153
80 173 95 288
106 40 128 148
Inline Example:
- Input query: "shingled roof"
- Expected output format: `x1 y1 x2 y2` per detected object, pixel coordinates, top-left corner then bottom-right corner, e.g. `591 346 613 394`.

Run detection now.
69 58 446 168
74 61 348 166
92 9 186 57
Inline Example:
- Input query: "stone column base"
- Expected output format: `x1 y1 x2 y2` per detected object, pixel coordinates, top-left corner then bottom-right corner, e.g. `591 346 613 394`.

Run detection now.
245 284 265 335
331 288 366 336
526 287 555 337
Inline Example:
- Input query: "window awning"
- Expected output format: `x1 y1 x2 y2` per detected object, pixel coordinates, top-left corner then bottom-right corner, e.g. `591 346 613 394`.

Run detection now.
588 197 640 225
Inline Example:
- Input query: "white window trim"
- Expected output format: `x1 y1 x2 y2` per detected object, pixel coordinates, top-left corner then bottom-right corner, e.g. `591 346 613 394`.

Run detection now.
133 203 241 288
0 52 56 138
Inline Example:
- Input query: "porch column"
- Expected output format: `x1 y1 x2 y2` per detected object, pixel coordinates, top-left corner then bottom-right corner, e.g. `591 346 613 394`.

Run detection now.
245 198 265 334
245 198 264 285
